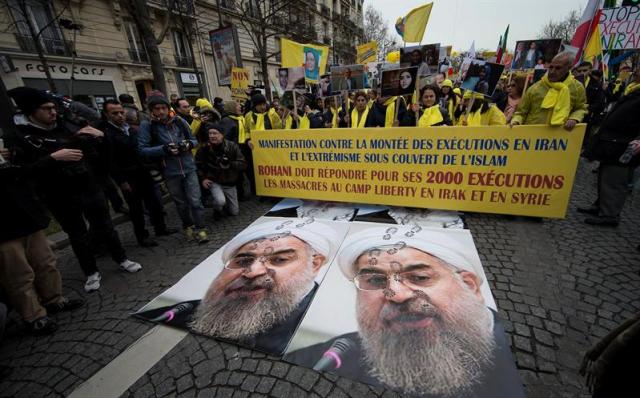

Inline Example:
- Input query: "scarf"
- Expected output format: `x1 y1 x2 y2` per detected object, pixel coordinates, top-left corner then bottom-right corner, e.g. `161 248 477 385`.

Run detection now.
624 82 640 97
330 107 341 128
267 107 280 128
284 114 294 130
299 114 310 129
541 73 573 126
384 97 397 127
456 108 482 126
351 106 369 128
418 105 444 127
229 115 248 144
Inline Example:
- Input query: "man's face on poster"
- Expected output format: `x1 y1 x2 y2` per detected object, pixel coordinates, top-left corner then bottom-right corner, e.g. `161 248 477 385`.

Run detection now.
191 235 325 340
352 246 495 396
279 69 289 89
410 50 423 66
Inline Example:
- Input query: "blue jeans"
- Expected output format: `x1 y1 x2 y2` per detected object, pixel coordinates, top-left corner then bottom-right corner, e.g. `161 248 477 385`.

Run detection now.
165 172 205 229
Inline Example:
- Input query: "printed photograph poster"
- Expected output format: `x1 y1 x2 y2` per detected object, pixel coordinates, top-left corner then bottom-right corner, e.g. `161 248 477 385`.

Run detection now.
460 59 505 96
209 25 242 86
400 43 440 77
330 65 366 94
133 217 349 357
319 74 331 97
511 39 562 70
284 222 524 398
304 46 322 82
277 67 306 93
380 66 418 97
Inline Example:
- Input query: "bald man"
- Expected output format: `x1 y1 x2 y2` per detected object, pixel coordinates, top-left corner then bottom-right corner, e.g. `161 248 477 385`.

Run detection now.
511 52 587 131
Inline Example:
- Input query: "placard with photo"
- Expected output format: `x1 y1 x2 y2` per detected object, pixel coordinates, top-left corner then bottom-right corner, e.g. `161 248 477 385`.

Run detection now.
330 65 366 94
511 39 562 70
380 66 418 97
460 59 505 96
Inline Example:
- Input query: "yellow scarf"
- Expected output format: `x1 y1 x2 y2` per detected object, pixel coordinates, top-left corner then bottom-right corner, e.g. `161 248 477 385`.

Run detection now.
284 114 294 130
351 106 370 128
541 74 573 126
624 82 640 97
267 107 280 129
299 114 310 129
612 81 623 95
330 107 341 128
384 97 397 127
229 115 248 143
418 105 443 127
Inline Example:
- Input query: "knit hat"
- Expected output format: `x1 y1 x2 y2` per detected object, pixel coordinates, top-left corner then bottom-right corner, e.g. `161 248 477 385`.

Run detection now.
7 87 55 115
223 100 238 115
251 93 267 106
336 226 480 282
221 219 340 264
146 94 170 110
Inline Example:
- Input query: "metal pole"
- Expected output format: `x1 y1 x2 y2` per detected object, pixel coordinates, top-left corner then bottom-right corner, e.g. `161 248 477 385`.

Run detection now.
69 28 77 98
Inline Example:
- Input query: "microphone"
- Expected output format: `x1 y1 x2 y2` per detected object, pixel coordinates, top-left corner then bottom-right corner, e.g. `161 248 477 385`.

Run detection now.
150 302 194 323
312 338 355 371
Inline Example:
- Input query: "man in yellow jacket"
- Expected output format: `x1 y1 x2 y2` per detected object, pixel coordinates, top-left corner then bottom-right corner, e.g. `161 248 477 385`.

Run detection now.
511 52 587 131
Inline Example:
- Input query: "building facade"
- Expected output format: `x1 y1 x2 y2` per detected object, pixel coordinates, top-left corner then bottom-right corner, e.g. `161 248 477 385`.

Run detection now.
0 0 364 109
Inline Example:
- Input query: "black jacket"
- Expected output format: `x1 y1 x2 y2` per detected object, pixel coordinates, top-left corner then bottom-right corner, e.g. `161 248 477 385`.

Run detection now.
285 311 525 398
590 90 640 165
586 79 606 125
6 116 109 198
99 121 146 184
0 165 49 242
219 113 241 143
365 99 407 127
134 284 318 356
195 139 246 186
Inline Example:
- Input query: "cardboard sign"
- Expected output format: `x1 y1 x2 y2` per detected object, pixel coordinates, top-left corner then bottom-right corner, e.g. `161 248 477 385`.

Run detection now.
230 67 249 99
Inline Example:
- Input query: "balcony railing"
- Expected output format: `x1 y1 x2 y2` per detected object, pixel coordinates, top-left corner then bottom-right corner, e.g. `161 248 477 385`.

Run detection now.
320 5 330 17
15 34 71 57
129 48 149 63
175 54 194 67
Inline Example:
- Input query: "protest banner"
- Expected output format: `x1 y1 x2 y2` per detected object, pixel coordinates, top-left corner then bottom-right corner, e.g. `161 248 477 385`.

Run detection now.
230 67 249 100
252 125 586 218
356 41 378 64
600 5 640 50
281 38 330 83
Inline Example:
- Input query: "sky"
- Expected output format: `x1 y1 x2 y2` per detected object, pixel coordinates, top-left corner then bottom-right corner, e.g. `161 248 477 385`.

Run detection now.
364 0 587 52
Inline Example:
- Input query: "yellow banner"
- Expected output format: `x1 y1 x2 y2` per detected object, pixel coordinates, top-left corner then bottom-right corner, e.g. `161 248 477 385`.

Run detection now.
252 125 586 218
281 38 329 83
230 67 249 99
356 41 378 64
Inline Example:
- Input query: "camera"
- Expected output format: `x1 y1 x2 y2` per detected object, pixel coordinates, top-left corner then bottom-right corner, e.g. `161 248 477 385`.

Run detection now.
218 155 230 169
178 140 192 153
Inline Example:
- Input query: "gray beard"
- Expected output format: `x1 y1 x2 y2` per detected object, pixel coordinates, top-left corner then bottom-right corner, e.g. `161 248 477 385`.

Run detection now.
190 266 315 341
357 288 496 397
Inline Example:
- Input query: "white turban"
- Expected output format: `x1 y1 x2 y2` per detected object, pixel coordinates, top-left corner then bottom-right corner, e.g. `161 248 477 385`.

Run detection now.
221 219 339 263
337 225 480 282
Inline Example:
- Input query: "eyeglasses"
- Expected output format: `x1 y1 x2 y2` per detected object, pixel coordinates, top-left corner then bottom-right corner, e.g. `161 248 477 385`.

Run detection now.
353 270 436 291
224 252 300 271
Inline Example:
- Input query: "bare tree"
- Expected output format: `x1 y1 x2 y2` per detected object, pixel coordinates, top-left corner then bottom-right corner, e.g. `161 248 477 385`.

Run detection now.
5 0 72 92
363 5 398 62
538 9 581 42
234 0 299 102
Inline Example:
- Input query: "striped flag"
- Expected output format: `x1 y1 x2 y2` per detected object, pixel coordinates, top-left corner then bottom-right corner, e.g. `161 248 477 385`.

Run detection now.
570 0 604 63
496 25 509 64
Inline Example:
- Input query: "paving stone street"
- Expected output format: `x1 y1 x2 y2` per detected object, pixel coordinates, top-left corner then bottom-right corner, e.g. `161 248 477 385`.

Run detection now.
1 160 639 398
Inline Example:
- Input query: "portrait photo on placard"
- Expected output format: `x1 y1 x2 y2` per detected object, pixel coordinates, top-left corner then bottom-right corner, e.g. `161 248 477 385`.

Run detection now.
511 39 562 70
400 43 440 77
278 67 306 93
330 65 366 94
284 222 525 398
304 46 322 82
380 66 418 97
460 59 505 96
133 217 349 357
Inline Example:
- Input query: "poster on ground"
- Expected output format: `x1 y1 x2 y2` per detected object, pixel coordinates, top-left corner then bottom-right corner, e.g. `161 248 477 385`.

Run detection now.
209 26 242 86
252 125 586 218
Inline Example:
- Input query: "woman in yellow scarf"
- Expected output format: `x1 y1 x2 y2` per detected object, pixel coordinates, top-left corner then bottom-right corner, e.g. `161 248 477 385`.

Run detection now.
402 85 452 126
347 91 370 128
439 79 458 119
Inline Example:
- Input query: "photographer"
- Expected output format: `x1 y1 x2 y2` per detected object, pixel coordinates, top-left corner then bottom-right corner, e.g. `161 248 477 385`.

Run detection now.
195 123 246 219
6 87 142 293
138 93 209 244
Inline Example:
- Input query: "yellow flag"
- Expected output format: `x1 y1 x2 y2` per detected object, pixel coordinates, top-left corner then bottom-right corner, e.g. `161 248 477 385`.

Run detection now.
356 41 378 64
583 24 602 61
231 67 249 100
281 38 329 83
395 3 433 43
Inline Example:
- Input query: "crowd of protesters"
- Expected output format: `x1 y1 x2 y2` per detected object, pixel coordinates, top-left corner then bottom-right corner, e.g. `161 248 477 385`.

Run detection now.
0 49 639 339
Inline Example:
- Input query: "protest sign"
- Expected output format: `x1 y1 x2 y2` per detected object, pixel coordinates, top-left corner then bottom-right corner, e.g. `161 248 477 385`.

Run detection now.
330 65 366 94
380 66 418 97
600 5 640 50
400 43 440 76
230 67 249 100
277 67 306 93
460 59 505 96
252 125 586 218
511 39 562 70
281 38 330 82
356 41 378 64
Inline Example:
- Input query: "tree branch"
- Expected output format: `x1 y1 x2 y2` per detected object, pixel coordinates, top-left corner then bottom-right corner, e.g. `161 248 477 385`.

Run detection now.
155 0 177 44
33 0 70 40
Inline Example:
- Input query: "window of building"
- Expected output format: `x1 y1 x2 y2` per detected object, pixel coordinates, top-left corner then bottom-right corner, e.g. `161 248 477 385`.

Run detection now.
172 30 192 67
8 0 69 56
124 20 148 63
